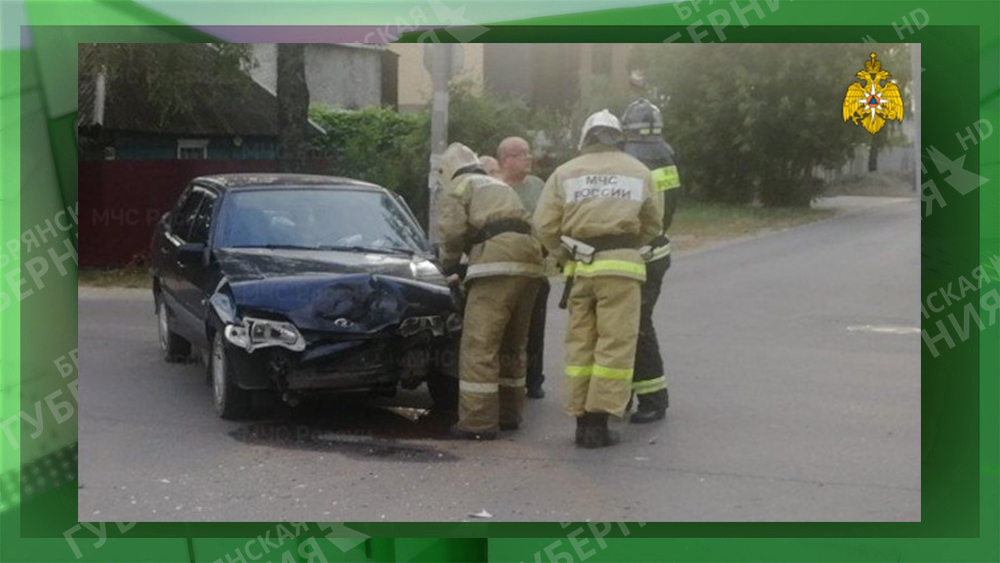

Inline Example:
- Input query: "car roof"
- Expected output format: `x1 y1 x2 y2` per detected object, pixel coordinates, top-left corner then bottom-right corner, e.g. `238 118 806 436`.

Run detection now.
193 173 385 192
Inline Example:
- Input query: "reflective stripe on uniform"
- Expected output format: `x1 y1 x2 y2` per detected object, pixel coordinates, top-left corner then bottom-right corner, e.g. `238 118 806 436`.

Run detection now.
593 365 633 379
459 381 499 393
499 377 526 387
651 166 681 192
466 261 545 279
565 364 634 380
569 259 646 281
646 242 671 263
632 376 667 394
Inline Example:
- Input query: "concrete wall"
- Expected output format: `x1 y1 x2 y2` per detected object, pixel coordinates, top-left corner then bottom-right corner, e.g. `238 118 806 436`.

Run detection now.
249 44 384 110
483 44 629 110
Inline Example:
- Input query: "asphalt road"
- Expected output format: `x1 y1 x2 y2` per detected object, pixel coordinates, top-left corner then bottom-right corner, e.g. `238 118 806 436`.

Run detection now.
79 196 920 522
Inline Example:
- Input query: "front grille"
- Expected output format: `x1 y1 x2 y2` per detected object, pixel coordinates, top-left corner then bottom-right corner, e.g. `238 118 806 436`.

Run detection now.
311 341 389 375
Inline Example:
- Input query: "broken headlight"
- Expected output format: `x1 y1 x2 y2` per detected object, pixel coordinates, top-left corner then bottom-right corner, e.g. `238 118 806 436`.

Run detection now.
398 316 445 338
224 317 306 352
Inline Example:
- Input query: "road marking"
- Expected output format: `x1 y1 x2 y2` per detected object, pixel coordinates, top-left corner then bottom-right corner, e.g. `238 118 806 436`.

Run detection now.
847 325 921 335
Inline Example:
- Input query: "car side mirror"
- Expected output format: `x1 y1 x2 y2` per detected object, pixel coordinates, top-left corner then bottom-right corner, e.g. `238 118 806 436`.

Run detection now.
178 242 207 267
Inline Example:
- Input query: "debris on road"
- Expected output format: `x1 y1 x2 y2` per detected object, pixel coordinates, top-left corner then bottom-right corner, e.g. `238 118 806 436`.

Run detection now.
383 406 431 422
649 435 659 445
468 509 493 519
158 478 170 484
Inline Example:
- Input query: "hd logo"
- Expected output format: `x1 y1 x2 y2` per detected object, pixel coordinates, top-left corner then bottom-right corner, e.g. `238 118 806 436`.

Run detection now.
564 175 644 203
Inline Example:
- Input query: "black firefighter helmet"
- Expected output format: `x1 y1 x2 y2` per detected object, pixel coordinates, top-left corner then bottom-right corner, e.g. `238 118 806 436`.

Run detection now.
622 98 674 169
621 98 663 142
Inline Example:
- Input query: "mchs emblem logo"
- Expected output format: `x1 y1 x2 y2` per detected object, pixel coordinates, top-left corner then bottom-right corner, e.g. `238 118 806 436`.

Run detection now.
843 52 904 135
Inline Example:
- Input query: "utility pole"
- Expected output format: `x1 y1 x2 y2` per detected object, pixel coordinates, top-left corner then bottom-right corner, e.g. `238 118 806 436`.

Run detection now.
425 43 461 243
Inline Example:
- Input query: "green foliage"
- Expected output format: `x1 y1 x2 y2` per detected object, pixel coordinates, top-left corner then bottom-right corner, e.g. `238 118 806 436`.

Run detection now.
309 105 431 222
446 80 533 156
80 43 256 126
640 44 905 206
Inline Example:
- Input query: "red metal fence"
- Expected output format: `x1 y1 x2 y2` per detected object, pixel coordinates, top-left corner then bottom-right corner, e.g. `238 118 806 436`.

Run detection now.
80 159 331 267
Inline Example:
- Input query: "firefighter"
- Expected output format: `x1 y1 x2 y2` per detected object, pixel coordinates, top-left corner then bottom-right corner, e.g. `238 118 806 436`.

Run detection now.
533 110 662 448
436 142 545 440
621 98 682 424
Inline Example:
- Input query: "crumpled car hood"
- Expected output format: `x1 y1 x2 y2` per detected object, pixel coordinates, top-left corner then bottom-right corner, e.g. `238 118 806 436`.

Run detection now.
215 248 442 282
214 249 455 334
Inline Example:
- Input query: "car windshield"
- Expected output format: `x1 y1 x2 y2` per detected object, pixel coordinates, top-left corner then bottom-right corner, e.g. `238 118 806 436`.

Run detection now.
215 187 428 254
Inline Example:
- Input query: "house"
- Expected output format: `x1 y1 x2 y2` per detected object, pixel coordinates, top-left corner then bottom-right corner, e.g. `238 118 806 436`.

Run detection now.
483 44 630 109
386 43 629 112
249 43 399 110
77 45 323 161
387 43 485 113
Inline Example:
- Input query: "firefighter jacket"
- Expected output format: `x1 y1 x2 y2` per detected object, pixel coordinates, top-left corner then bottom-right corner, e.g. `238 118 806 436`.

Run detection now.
437 172 545 282
533 146 662 282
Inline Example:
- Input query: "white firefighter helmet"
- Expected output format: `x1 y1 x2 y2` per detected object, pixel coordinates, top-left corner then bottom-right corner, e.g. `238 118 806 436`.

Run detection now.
578 109 623 151
439 142 481 184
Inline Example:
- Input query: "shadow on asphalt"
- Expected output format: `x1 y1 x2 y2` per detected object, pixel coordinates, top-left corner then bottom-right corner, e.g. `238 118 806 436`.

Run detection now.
228 392 461 462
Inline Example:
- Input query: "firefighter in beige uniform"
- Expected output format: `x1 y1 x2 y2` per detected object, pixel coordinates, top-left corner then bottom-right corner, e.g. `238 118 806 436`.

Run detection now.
436 142 545 440
534 110 662 448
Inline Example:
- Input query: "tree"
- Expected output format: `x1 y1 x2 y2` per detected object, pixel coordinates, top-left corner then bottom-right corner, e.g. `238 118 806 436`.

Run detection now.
277 44 310 172
862 45 912 172
79 43 256 126
640 44 877 206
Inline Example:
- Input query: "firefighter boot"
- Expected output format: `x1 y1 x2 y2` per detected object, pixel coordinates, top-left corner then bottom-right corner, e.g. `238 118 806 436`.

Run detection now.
581 413 620 448
575 416 588 445
630 389 668 423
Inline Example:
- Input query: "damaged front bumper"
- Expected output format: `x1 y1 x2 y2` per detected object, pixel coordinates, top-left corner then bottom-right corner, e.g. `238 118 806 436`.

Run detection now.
211 272 462 397
224 325 459 396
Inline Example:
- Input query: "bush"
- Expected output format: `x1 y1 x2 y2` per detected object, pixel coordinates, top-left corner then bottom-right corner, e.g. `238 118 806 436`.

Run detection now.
309 105 431 223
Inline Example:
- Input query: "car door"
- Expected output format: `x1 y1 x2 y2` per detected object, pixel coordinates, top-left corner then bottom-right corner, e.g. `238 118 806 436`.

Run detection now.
175 186 220 344
159 186 205 341
159 186 201 299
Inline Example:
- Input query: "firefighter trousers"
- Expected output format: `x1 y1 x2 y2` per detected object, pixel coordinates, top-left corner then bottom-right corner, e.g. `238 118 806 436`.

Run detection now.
564 275 642 418
633 255 669 411
457 275 541 433
526 277 550 392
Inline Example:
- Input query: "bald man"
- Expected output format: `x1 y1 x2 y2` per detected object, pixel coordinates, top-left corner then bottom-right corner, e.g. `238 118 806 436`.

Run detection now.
497 136 549 399
480 155 501 178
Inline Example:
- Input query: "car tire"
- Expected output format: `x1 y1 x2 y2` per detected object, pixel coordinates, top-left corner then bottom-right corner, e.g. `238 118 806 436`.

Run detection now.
210 332 252 420
157 298 191 363
427 369 458 414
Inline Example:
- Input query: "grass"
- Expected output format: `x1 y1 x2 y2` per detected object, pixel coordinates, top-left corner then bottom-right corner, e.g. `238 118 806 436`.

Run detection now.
669 200 835 252
78 266 150 289
79 202 834 287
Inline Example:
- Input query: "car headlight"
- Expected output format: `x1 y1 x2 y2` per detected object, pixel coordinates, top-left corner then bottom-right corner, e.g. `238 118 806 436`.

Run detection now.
399 316 445 338
224 317 306 352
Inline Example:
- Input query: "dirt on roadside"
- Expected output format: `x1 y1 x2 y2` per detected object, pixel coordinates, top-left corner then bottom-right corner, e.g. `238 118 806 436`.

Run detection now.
823 170 917 198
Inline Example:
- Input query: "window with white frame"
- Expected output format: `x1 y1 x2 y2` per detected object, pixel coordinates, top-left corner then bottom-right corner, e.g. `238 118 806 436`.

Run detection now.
177 139 209 160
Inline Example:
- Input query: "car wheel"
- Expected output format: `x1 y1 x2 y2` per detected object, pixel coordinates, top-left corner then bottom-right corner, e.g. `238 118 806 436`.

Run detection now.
157 298 191 362
211 332 252 420
427 369 458 414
